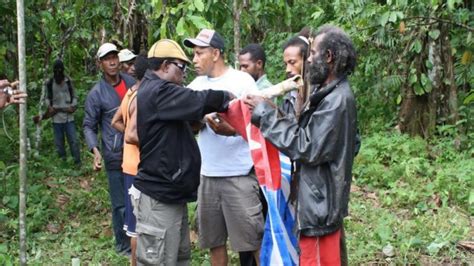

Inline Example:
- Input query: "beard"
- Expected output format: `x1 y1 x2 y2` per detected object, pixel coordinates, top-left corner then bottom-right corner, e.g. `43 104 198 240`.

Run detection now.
308 54 329 86
54 70 65 84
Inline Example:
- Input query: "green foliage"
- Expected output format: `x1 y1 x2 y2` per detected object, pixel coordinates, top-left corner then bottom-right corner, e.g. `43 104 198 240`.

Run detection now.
1 0 473 264
347 199 471 264
354 132 473 211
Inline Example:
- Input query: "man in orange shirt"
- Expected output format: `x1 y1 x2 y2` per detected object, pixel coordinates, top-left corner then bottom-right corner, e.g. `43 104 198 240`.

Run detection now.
112 54 148 266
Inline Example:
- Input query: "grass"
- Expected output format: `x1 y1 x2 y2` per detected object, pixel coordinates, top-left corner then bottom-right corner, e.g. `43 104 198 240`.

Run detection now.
0 129 472 265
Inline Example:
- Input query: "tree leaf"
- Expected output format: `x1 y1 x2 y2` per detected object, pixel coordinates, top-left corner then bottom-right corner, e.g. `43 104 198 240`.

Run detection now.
396 11 404 20
420 73 428 86
380 11 390 27
410 39 422 54
160 16 169 38
447 0 455 10
461 51 472 65
389 12 398 23
176 17 186 36
187 15 210 30
311 7 324 20
194 0 205 12
463 92 474 104
414 84 425 95
427 241 446 255
428 29 440 40
396 94 402 105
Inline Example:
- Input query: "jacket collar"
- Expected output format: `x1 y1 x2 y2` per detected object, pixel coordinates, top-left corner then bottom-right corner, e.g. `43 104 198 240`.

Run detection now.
100 72 136 89
309 75 347 108
143 69 160 80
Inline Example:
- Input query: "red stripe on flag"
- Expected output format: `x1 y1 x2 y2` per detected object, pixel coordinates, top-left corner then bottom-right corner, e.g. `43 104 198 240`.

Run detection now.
220 100 282 190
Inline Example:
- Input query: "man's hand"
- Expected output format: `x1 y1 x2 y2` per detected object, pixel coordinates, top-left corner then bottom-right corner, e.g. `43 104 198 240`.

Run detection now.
1 80 27 108
8 89 27 105
205 113 236 136
243 94 266 112
226 91 236 100
0 79 12 90
66 106 77 113
48 106 57 114
92 147 102 171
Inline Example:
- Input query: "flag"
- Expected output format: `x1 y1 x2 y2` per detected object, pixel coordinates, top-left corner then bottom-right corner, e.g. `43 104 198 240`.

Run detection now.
220 100 299 265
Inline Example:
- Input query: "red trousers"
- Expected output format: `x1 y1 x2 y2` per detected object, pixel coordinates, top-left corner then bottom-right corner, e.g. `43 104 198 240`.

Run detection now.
299 229 342 266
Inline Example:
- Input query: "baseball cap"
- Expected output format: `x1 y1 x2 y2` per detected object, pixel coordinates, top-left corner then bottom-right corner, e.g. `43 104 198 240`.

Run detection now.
118 49 137 63
96 43 119 60
148 39 191 64
183 29 225 52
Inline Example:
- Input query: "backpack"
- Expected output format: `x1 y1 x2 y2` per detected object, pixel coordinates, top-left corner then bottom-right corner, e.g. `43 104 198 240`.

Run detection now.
47 78 74 104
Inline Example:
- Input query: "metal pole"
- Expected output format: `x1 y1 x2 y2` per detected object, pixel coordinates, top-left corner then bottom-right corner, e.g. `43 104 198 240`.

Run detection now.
16 0 28 264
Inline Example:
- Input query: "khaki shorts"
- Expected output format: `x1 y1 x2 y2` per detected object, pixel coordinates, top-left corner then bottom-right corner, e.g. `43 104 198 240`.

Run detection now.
132 192 191 266
198 174 264 252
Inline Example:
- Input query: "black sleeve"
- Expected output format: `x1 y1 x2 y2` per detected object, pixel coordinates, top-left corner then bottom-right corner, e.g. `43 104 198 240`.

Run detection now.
252 95 346 165
202 90 230 114
153 82 230 121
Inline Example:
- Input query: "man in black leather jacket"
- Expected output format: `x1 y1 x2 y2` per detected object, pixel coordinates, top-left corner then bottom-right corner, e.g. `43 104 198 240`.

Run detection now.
245 25 357 266
133 39 233 265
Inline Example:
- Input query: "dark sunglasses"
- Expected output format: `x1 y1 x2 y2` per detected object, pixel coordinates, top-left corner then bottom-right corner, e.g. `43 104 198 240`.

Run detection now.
168 61 187 73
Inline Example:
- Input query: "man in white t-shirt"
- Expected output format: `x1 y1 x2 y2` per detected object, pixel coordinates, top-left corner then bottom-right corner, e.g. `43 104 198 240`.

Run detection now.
185 29 264 266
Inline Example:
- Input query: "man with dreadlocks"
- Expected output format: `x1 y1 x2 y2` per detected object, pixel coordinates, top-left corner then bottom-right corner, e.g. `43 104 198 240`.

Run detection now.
281 27 311 117
245 25 358 266
45 59 81 166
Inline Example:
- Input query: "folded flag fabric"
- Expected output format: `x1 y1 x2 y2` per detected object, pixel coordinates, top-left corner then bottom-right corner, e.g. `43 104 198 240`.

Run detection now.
220 99 299 265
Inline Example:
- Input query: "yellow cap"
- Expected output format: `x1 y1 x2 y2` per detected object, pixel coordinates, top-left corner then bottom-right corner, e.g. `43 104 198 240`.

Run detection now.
148 39 191 64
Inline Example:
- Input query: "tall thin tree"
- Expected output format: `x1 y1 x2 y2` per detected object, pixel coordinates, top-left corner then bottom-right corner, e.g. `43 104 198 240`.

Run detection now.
16 0 28 264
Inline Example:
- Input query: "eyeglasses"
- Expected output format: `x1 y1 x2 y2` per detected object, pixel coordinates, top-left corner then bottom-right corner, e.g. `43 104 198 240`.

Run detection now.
168 61 187 73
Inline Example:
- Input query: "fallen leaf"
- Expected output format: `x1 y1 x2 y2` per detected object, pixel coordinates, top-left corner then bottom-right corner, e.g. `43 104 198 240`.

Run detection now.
56 194 70 210
79 179 91 191
46 223 62 234
102 228 113 237
367 192 378 200
45 177 59 188
457 241 474 252
431 193 441 208
71 221 81 228
382 243 395 257
351 185 361 193
399 21 406 34
190 230 199 244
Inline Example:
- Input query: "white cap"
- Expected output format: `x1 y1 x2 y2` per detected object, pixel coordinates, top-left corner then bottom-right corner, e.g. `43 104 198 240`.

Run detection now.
118 49 137 63
96 43 119 59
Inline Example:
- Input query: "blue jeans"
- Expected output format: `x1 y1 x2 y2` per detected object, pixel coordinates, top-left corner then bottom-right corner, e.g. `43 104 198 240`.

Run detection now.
52 121 81 164
106 169 131 254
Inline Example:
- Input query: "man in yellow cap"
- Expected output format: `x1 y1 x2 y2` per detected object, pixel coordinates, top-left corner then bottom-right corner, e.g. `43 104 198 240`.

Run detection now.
132 39 234 265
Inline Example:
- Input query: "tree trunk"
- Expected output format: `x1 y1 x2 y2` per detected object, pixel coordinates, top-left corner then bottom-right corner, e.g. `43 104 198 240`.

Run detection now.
233 0 241 69
398 20 458 138
16 0 28 264
440 23 458 125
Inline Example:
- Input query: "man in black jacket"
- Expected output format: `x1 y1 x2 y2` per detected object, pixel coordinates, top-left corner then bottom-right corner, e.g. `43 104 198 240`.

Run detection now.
83 42 135 255
132 39 233 265
245 25 357 266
